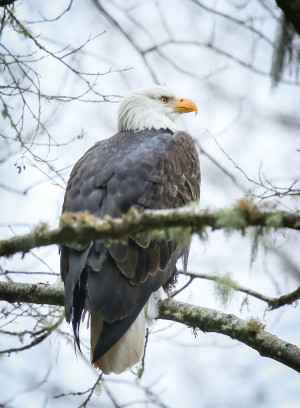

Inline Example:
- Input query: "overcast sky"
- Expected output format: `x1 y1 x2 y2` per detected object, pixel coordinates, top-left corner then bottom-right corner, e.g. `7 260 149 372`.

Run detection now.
1 1 300 407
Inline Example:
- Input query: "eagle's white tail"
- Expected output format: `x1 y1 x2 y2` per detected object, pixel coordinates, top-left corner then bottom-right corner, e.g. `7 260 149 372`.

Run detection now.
91 310 146 375
90 289 166 374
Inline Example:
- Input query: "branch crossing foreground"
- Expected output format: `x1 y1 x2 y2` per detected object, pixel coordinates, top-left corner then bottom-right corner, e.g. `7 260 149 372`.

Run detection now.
0 280 299 373
0 204 299 372
0 205 300 257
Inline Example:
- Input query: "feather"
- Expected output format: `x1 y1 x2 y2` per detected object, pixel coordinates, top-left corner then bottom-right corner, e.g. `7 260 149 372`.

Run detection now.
91 287 167 374
64 247 90 321
91 310 145 375
145 287 167 326
60 85 201 374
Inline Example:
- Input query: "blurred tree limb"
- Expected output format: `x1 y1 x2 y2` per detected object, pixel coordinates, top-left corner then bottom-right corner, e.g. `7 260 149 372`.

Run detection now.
276 0 300 36
271 2 300 87
0 310 63 356
177 271 300 310
0 205 300 257
0 280 299 373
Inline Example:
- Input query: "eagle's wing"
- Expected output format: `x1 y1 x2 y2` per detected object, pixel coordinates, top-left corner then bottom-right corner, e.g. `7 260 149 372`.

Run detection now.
60 128 200 368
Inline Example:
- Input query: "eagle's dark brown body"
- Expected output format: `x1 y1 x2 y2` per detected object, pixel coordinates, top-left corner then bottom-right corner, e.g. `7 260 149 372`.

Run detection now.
60 128 200 369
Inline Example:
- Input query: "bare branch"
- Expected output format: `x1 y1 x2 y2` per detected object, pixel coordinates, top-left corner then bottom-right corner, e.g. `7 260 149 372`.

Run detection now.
91 0 160 83
189 0 274 46
0 313 63 356
144 39 298 85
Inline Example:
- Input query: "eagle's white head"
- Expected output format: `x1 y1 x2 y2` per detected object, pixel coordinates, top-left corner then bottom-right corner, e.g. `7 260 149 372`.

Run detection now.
117 85 198 133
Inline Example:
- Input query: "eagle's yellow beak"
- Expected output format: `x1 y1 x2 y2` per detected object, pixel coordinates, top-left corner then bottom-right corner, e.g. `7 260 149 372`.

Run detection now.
171 98 198 115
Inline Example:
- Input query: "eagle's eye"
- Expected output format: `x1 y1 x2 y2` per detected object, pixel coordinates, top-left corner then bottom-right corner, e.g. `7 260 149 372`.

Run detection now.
160 96 168 104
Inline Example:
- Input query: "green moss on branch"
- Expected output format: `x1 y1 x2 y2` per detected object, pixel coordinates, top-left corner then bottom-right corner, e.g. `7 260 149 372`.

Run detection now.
0 205 299 257
158 298 300 373
0 281 299 372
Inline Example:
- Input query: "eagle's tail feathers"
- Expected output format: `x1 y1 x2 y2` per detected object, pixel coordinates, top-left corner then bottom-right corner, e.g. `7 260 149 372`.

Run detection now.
91 310 145 375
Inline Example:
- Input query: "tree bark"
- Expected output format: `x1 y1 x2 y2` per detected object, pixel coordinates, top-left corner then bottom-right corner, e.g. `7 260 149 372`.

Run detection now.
159 298 300 373
0 280 299 373
1 206 299 257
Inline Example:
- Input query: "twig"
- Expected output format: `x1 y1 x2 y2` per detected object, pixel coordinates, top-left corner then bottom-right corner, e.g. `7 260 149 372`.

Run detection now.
178 271 300 310
54 373 103 407
0 313 63 356
78 374 103 408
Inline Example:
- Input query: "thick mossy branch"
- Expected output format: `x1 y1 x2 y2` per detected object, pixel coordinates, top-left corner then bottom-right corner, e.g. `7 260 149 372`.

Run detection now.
0 280 299 372
1 206 300 257
158 298 300 373
0 281 65 306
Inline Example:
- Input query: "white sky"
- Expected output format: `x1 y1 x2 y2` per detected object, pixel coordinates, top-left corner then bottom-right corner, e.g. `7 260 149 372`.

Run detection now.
0 1 300 407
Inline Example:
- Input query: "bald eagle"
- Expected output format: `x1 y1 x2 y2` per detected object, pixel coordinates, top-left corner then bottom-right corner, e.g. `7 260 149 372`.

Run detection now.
60 85 200 374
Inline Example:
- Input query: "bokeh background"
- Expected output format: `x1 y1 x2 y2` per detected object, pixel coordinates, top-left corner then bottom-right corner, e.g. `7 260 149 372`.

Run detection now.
1 1 300 407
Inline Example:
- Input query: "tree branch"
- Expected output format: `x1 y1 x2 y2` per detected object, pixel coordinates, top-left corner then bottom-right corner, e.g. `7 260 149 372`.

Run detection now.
0 280 65 306
0 280 299 373
158 298 300 373
1 205 300 257
180 271 300 310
